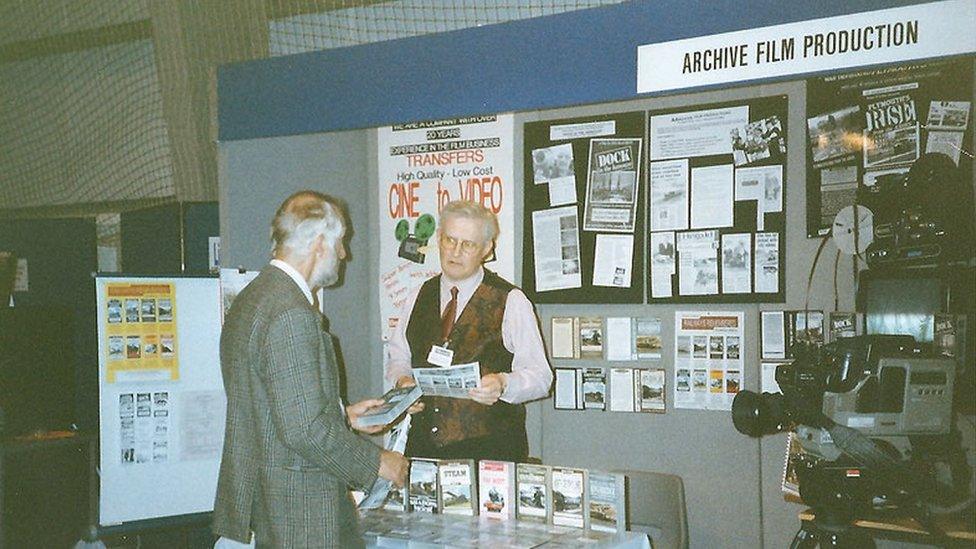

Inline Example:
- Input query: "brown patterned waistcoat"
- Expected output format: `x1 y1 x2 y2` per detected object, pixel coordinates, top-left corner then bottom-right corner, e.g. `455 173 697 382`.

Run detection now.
405 271 526 449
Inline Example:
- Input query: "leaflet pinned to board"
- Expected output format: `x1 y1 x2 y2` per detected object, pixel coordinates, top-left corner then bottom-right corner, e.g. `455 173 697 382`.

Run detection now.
649 159 689 232
649 232 675 298
754 233 780 294
583 138 641 233
104 282 179 383
673 311 743 411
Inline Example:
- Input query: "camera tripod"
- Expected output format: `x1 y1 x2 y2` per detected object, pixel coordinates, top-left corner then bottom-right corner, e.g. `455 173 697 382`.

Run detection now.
789 507 875 549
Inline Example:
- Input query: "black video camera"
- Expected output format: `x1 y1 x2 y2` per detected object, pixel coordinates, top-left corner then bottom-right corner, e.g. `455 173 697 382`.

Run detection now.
733 335 955 451
732 335 972 537
857 153 975 268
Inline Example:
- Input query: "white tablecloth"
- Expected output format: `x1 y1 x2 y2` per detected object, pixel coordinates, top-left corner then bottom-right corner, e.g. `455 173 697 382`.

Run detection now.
361 508 652 548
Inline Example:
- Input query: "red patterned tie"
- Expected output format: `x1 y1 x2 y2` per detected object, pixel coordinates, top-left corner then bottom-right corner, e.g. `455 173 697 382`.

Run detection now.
440 286 459 342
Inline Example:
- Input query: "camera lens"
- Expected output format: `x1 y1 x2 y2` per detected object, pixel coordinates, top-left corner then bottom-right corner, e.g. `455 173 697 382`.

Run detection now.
732 390 788 437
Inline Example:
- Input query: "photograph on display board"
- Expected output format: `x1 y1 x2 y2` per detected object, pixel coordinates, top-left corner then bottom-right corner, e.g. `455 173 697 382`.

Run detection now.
647 96 787 304
805 55 974 237
522 113 645 304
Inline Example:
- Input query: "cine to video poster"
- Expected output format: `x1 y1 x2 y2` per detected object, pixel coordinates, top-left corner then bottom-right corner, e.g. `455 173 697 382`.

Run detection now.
376 115 515 341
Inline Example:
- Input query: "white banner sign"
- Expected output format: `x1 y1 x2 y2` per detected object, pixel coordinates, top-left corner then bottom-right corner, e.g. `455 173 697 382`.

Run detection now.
637 0 976 94
377 114 515 341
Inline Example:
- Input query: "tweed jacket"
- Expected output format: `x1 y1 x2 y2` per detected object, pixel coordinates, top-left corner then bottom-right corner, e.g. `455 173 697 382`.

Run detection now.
212 266 381 548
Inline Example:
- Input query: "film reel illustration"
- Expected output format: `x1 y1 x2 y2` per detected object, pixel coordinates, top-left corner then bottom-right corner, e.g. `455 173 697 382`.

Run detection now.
394 213 437 264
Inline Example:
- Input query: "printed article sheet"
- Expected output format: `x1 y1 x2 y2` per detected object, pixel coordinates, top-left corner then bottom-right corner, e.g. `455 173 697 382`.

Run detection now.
926 100 971 130
817 165 858 229
734 165 782 231
633 317 663 360
673 311 743 411
649 231 676 298
925 131 964 165
731 115 785 166
676 230 719 296
118 390 170 465
550 317 577 359
761 311 786 360
531 206 582 292
650 105 749 160
179 390 225 461
592 234 634 288
721 233 752 294
579 317 604 359
532 143 578 206
754 232 780 294
640 368 666 412
582 367 607 410
863 94 919 168
808 106 861 168
554 368 580 409
690 164 734 229
649 159 689 231
609 367 636 412
583 138 641 232
604 317 633 361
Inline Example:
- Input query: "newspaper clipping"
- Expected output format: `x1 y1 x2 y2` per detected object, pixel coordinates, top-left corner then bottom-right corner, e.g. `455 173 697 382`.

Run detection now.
649 159 689 232
676 230 719 296
649 231 676 298
532 206 582 292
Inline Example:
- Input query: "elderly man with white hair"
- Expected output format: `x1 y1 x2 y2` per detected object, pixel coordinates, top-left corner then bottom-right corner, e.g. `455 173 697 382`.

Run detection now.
214 190 409 548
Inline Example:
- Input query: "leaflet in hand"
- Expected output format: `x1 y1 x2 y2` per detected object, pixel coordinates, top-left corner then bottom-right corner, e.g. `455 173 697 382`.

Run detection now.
359 415 411 510
412 362 481 399
356 384 423 427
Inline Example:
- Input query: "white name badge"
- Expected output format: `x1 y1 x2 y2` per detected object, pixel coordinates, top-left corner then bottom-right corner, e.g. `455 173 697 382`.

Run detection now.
426 345 454 367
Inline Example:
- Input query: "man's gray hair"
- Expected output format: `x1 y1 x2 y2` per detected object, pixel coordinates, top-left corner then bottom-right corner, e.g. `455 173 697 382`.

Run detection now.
271 191 344 259
439 200 499 243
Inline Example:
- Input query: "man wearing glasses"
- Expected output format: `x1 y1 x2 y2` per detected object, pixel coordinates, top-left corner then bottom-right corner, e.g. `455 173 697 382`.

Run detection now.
385 200 552 461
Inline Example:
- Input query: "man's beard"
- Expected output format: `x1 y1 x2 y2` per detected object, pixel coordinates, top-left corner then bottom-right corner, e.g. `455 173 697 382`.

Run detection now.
311 252 340 288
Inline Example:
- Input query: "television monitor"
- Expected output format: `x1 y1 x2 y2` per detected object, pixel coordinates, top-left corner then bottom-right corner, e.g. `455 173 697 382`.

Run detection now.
857 266 975 412
0 306 76 435
862 276 943 342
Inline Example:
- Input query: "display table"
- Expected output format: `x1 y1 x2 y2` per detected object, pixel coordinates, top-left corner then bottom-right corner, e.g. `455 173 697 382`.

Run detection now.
361 508 651 548
798 508 976 545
